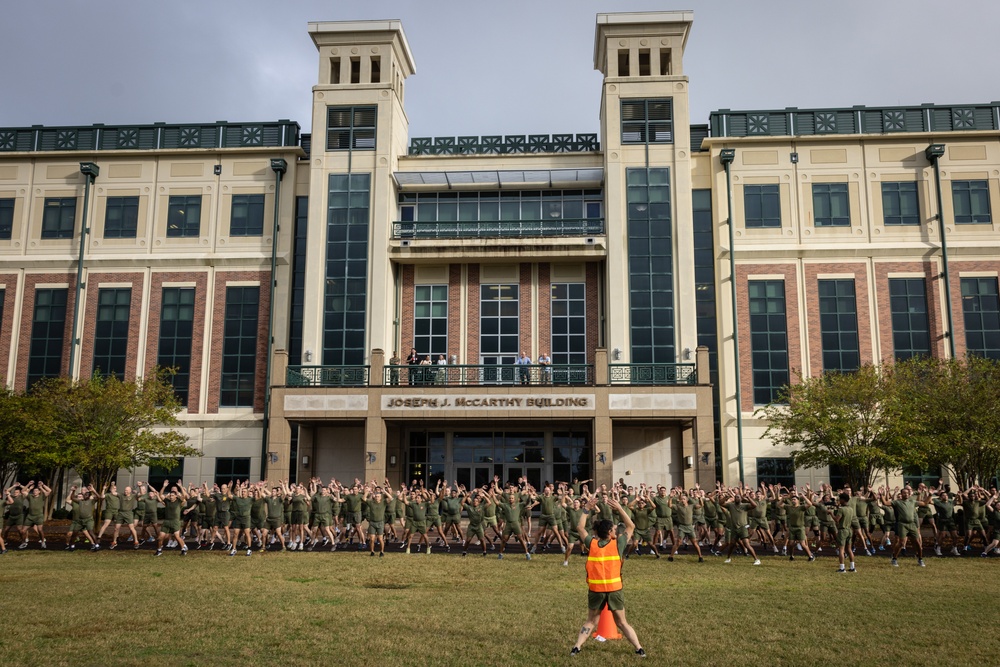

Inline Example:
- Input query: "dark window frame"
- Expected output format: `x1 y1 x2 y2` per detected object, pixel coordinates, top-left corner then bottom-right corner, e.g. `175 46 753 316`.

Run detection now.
812 183 850 227
621 99 673 144
41 197 77 239
818 279 860 372
92 287 131 380
748 280 789 405
0 197 14 240
952 179 992 224
166 195 202 238
27 288 68 388
881 181 920 226
961 276 1000 360
743 184 781 228
326 105 377 151
220 286 259 408
230 194 265 236
414 284 448 359
888 278 931 361
157 287 195 404
214 457 250 487
103 196 139 238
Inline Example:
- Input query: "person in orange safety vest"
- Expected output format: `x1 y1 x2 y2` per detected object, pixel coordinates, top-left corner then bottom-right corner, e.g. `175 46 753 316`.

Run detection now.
569 495 646 658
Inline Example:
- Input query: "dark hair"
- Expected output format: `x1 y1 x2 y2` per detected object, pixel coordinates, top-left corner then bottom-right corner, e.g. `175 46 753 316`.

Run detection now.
838 492 851 504
594 519 614 539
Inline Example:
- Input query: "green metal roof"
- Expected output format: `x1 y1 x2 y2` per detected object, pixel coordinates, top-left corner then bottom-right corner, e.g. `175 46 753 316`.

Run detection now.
709 103 1000 138
0 120 301 152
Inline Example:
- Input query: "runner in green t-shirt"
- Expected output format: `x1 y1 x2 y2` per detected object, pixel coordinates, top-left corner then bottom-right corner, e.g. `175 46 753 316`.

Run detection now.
230 484 254 556
668 493 703 562
932 491 961 556
720 489 760 565
63 485 98 551
150 482 189 557
261 485 288 551
881 486 927 567
833 492 857 572
363 481 394 557
22 481 52 549
493 489 535 560
5 485 28 549
530 485 562 554
777 490 815 562
460 490 491 557
403 488 431 554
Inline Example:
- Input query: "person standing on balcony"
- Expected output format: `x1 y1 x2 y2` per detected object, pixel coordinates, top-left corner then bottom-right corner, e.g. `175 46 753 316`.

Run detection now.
436 354 448 385
517 351 533 385
406 348 420 385
388 351 400 385
537 351 552 384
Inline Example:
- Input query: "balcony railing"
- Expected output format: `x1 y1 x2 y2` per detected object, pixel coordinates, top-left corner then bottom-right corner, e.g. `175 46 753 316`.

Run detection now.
608 363 697 385
408 133 600 156
287 365 370 387
0 120 301 152
384 364 593 387
392 218 605 240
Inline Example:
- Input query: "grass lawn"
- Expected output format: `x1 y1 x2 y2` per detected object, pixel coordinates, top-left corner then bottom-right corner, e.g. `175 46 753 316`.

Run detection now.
0 547 996 667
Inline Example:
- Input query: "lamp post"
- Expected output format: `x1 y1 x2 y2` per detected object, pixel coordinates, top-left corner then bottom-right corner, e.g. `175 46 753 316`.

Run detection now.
260 158 288 481
719 148 744 483
925 144 955 359
69 162 99 379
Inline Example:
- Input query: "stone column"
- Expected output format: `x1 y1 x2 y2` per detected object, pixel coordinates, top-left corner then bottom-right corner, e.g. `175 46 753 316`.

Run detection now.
266 350 291 482
364 416 387 483
594 347 608 385
370 348 385 386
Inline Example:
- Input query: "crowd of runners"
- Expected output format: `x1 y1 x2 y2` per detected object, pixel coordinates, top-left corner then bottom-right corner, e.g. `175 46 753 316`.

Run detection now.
3 476 1000 570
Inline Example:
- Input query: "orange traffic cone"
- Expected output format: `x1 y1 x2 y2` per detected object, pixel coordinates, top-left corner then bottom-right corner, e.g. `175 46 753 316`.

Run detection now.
593 606 622 641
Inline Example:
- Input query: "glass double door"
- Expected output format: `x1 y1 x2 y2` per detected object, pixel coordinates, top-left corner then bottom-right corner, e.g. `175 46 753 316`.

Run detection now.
454 464 542 491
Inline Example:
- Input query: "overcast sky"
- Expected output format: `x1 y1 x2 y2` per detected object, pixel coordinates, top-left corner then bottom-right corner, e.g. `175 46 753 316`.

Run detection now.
3 0 999 141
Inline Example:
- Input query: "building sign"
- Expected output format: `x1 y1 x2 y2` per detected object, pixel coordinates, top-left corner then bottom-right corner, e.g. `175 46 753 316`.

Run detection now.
381 394 595 410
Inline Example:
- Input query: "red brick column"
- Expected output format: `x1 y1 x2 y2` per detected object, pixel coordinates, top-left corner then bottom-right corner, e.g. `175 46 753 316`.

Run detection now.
467 264 480 363
537 263 551 359
0 273 19 383
15 272 76 391
78 272 144 380
873 261 945 361
206 270 271 414
400 264 415 354
735 263 803 413
803 262 873 375
586 263 600 365
144 272 209 413
519 263 532 356
448 264 461 361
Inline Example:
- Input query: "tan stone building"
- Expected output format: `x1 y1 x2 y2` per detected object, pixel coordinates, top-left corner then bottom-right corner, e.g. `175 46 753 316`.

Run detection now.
2 11 997 490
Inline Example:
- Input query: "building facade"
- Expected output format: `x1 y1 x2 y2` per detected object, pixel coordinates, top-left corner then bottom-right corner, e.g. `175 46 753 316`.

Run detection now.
2 12 998 490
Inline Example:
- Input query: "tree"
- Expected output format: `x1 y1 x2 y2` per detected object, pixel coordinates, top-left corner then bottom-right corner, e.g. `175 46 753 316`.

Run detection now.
757 365 905 489
0 388 52 488
893 355 1000 489
31 370 199 496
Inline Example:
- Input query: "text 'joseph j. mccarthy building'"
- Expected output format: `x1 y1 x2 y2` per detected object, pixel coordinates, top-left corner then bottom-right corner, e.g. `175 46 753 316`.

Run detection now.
2 12 998 490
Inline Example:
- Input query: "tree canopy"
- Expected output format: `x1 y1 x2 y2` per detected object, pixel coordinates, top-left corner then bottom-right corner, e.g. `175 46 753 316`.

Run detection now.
3 370 198 510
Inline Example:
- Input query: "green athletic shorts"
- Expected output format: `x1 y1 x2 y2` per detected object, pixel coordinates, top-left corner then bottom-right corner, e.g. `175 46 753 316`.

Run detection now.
836 528 852 547
411 521 427 535
465 525 485 541
231 516 250 530
427 516 442 529
749 517 769 530
367 521 384 536
898 522 920 539
655 517 673 531
588 590 625 611
444 516 461 528
314 514 333 529
266 518 282 531
537 515 557 528
634 528 651 543
24 514 45 528
502 523 522 537
732 525 749 540
290 511 306 525
5 516 24 528
484 516 498 527
116 512 134 525
677 524 696 539
788 526 806 541
160 520 181 535
70 518 94 533
215 512 231 528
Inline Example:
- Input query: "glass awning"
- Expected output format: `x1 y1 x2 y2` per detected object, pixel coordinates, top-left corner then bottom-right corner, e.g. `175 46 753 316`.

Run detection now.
393 168 604 190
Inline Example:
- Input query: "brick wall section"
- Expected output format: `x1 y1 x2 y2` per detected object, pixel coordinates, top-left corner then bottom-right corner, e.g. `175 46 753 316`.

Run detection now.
736 264 803 413
206 270 271 414
873 261 946 362
803 262 873 375
537 263 551 358
78 273 145 380
467 264 480 363
448 264 461 361
519 263 532 356
400 264 415 355
586 262 600 365
948 260 1000 358
144 272 209 413
15 273 76 392
0 273 19 384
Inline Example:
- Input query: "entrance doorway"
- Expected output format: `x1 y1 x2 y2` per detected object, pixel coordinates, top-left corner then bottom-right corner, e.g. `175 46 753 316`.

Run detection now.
455 465 492 491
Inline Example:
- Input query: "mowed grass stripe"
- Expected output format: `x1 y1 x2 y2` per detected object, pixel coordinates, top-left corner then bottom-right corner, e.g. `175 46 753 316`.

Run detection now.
0 551 996 667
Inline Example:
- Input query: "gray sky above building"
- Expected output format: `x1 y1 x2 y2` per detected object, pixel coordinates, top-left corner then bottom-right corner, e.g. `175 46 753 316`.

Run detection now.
3 0 998 140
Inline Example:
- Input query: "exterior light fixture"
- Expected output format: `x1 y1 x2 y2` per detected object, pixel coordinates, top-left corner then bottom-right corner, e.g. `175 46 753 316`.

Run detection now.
719 148 735 165
597 452 607 464
789 152 799 164
367 451 377 464
925 144 945 160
